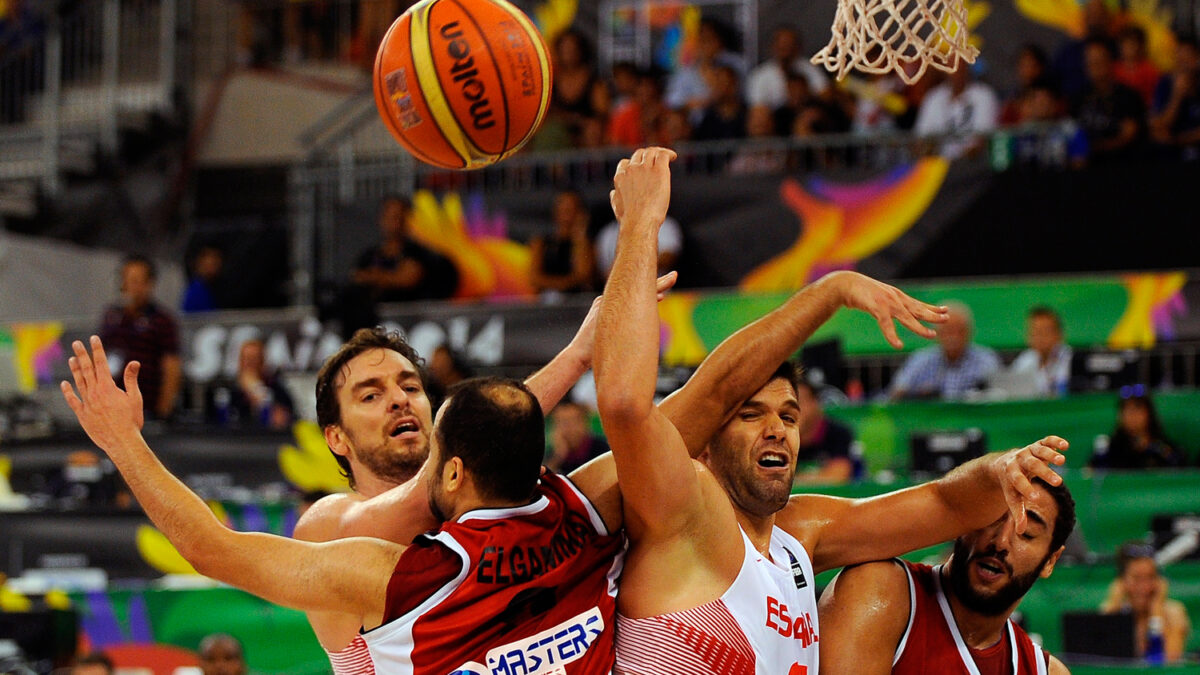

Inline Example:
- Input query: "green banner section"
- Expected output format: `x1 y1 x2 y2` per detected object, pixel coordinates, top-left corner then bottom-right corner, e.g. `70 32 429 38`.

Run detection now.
681 274 1151 359
68 587 328 675
822 390 1200 473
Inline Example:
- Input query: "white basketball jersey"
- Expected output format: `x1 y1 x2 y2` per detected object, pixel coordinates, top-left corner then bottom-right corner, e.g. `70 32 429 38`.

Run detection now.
615 526 820 675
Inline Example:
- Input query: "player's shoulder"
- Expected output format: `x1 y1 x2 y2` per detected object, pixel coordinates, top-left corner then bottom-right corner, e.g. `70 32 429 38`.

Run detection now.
293 492 364 542
834 559 911 596
1047 653 1071 675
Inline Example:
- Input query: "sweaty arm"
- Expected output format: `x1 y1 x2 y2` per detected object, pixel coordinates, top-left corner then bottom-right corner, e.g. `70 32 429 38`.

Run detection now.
778 437 1069 573
817 561 912 675
660 271 947 457
594 148 714 539
62 337 399 623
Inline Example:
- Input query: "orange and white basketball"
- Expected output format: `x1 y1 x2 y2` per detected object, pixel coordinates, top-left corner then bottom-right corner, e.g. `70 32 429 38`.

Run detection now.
372 0 552 170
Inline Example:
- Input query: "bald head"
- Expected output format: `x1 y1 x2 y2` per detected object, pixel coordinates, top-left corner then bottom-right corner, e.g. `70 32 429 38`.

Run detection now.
938 301 975 363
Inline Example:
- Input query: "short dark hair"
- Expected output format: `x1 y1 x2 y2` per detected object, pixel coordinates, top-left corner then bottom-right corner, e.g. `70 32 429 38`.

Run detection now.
770 360 801 391
199 633 244 659
121 253 157 280
1019 43 1050 68
1118 24 1147 47
74 652 114 675
1033 476 1076 553
379 194 412 215
436 377 544 503
1116 541 1158 574
1027 305 1063 331
1084 36 1118 59
315 327 426 487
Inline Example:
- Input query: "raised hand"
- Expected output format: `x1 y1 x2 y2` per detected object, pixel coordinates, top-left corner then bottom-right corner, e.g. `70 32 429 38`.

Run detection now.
569 272 678 369
826 271 949 349
610 147 676 230
993 435 1069 534
61 336 145 454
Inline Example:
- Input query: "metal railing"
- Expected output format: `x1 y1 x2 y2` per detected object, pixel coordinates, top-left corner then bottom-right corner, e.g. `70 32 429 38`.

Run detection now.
288 123 1082 306
0 0 178 195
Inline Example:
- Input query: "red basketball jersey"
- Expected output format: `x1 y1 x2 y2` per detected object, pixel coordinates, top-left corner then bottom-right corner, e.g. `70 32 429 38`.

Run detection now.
892 562 1050 675
359 472 625 675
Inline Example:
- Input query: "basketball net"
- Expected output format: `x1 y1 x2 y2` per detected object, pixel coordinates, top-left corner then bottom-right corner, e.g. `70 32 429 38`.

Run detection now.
811 0 979 85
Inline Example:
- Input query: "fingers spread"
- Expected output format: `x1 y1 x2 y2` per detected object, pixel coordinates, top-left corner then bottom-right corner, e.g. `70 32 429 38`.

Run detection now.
61 381 82 412
875 314 903 349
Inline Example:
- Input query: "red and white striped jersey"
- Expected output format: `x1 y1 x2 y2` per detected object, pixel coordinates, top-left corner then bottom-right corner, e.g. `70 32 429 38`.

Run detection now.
352 472 625 675
614 526 819 675
326 636 374 675
892 562 1050 675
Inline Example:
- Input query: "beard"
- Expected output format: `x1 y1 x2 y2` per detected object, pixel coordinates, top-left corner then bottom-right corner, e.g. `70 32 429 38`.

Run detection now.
707 437 792 518
347 430 428 485
946 539 1047 617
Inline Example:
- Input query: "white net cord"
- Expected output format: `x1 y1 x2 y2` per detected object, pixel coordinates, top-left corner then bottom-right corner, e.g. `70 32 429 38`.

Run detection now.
811 0 980 85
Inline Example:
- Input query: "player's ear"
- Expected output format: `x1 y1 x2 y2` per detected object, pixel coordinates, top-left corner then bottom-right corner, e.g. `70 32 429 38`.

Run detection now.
443 456 464 492
325 425 350 459
1040 546 1065 579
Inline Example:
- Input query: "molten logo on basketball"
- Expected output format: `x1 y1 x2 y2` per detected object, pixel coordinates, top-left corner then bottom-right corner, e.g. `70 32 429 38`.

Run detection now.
440 21 496 131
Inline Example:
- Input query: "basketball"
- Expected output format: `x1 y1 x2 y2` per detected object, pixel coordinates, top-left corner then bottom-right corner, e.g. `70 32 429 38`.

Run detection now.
372 0 552 170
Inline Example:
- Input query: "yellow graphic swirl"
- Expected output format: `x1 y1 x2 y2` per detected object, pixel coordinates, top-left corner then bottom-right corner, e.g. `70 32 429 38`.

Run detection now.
741 158 949 292
533 0 578 47
1014 0 1085 37
659 293 706 366
1108 272 1187 348
278 420 350 494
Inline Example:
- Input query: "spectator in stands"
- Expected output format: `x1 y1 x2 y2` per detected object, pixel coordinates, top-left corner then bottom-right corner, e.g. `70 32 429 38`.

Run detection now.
182 244 225 313
746 26 829 112
198 634 247 675
337 195 459 336
529 189 594 298
71 651 113 675
776 70 852 138
549 28 605 148
728 104 787 172
1149 37 1200 158
1074 37 1146 160
544 401 610 475
1101 542 1192 662
594 212 682 282
665 16 745 122
656 108 693 147
1090 391 1186 469
229 338 294 430
693 65 747 141
1014 78 1067 124
607 67 666 147
98 255 181 421
426 344 473 405
914 64 1000 158
889 301 1000 400
1008 305 1073 397
849 70 906 134
1001 44 1056 125
1114 25 1161 107
793 379 858 486
1053 0 1116 100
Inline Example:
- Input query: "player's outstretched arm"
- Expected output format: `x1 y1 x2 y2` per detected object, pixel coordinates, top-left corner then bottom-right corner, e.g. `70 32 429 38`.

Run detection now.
61 337 399 620
817 561 911 675
780 437 1069 573
660 271 947 457
595 147 704 538
525 272 677 416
